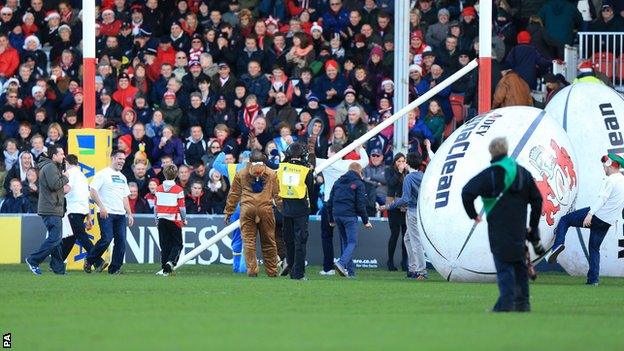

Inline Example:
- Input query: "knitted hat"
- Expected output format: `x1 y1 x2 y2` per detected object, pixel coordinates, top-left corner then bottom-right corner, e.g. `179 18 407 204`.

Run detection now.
45 10 60 21
163 90 176 100
32 85 45 96
438 8 450 17
324 59 339 71
462 6 477 17
311 22 323 33
517 31 531 44
380 79 394 88
344 87 356 96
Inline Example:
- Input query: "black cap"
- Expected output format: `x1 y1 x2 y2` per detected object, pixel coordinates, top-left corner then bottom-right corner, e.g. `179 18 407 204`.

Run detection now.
137 26 152 37
160 35 172 44
144 47 157 56
422 51 436 58
191 32 202 41
100 88 111 96
118 72 130 80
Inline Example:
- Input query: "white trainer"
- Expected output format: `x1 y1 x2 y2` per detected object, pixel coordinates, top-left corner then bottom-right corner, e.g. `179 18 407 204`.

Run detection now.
319 269 336 276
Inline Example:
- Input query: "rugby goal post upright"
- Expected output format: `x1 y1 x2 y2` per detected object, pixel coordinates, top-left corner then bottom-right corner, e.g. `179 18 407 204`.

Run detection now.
82 0 96 128
478 0 492 114
168 60 479 272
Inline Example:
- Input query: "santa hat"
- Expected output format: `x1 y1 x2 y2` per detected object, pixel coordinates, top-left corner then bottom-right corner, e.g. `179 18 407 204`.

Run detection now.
324 59 339 71
602 154 624 168
578 60 594 73
101 9 115 17
381 79 394 88
311 22 323 33
58 24 72 33
411 30 423 40
31 85 45 96
0 7 12 15
409 64 423 74
22 35 41 50
45 10 60 21
22 12 34 23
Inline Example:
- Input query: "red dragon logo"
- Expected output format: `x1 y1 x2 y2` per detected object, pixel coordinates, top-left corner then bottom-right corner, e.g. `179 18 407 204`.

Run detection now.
530 139 577 226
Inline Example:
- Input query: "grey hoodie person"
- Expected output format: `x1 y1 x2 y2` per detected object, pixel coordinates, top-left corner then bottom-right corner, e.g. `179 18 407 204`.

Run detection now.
37 156 69 217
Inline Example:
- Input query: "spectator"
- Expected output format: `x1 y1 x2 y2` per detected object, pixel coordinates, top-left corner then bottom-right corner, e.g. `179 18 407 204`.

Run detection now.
98 88 123 123
160 90 184 131
266 91 298 131
113 73 140 109
330 124 349 148
0 109 18 139
3 150 33 194
239 60 271 105
146 109 166 139
45 123 67 151
334 87 364 126
29 134 47 162
590 2 624 32
177 164 192 194
144 178 160 211
506 31 550 90
128 182 151 214
539 0 583 57
152 125 185 167
22 167 39 211
313 59 348 107
544 73 569 105
206 168 229 214
214 123 239 159
494 8 517 59
127 161 150 198
118 107 138 136
364 148 387 206
409 30 432 66
212 95 238 138
1 178 31 213
186 179 209 214
384 153 408 271
16 122 33 152
492 62 533 108
212 62 237 97
267 66 294 104
2 138 19 170
185 125 209 166
323 0 349 35
424 100 445 150
525 15 557 61
426 8 451 49
418 0 438 27
345 106 368 145
0 33 19 83
274 122 297 155
237 36 265 76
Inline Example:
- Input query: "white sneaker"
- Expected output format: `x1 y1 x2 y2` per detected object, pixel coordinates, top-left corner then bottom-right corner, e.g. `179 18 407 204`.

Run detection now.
319 269 335 276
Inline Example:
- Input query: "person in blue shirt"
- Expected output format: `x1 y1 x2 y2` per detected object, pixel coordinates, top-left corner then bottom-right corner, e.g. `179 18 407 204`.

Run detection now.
327 162 372 277
380 152 426 280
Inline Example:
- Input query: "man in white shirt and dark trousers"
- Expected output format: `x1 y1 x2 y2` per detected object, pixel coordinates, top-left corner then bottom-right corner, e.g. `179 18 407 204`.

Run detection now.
314 144 368 275
548 153 624 285
60 154 97 264
86 150 134 274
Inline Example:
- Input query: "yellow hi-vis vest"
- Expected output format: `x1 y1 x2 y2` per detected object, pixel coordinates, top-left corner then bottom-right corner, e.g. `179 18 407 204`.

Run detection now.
277 162 310 199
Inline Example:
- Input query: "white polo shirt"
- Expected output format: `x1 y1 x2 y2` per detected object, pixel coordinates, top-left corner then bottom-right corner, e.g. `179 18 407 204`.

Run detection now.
90 167 130 215
65 166 90 215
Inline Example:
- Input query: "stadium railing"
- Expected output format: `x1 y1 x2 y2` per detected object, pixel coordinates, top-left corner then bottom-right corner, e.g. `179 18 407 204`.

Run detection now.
578 31 624 90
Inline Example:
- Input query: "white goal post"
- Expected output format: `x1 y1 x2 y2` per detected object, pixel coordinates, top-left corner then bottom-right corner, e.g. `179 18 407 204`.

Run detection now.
167 59 479 273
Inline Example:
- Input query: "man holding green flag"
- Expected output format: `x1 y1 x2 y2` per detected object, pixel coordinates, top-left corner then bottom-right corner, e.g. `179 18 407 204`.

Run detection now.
462 137 544 312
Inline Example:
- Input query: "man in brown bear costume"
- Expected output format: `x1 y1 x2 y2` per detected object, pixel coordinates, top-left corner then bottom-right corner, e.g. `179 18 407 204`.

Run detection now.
224 150 282 277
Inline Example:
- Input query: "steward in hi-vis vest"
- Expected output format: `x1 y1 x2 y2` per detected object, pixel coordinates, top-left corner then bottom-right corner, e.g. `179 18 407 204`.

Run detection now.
277 142 314 280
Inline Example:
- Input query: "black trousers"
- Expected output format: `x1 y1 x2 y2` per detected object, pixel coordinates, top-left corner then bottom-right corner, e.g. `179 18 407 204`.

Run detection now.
492 255 530 312
158 219 183 269
283 215 309 279
60 213 98 263
387 209 407 269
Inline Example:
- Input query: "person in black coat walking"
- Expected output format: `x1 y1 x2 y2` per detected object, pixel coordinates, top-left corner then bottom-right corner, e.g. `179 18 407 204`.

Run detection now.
461 137 545 312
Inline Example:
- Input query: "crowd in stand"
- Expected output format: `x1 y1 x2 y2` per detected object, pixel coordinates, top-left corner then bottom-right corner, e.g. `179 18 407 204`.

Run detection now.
0 0 623 217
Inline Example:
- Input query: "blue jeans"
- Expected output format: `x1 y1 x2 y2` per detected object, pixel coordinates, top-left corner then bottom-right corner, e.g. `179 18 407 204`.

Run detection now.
553 207 610 284
492 256 530 312
87 214 127 273
230 209 246 273
335 216 358 276
28 215 65 274
320 203 334 272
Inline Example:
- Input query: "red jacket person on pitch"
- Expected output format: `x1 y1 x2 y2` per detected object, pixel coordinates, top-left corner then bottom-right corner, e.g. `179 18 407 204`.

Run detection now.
155 164 187 276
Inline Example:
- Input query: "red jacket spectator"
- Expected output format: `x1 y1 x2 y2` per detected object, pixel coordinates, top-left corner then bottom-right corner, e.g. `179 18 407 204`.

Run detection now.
0 38 19 79
99 9 122 37
112 73 139 109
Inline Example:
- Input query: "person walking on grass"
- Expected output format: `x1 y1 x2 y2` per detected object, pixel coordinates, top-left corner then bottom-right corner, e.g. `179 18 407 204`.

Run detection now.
154 164 187 276
327 162 372 278
380 153 427 280
462 138 544 312
60 154 96 262
26 145 69 275
547 154 624 286
85 149 134 275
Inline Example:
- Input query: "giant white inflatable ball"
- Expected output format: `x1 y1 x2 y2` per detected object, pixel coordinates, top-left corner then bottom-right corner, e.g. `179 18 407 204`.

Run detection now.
545 83 624 277
418 106 579 282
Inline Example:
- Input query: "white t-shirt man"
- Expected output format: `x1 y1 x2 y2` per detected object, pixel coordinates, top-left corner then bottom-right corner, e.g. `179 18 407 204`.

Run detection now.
316 148 369 202
590 172 624 226
89 167 131 215
65 166 90 215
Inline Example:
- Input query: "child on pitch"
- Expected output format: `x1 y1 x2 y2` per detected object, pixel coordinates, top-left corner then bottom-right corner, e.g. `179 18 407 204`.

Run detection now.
154 164 187 276
327 162 373 278
380 152 427 280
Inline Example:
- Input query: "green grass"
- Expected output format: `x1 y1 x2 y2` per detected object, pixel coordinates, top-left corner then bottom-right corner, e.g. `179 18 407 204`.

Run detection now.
1 264 623 351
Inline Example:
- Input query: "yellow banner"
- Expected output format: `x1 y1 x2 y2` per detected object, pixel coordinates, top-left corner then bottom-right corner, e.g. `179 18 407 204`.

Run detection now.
66 129 112 270
0 216 21 263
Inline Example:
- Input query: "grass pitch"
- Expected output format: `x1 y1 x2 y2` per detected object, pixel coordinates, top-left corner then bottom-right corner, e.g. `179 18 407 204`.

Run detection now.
1 264 623 351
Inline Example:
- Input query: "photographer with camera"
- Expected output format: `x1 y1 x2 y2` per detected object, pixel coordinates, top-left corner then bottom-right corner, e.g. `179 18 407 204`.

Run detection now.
277 142 314 280
461 138 544 312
